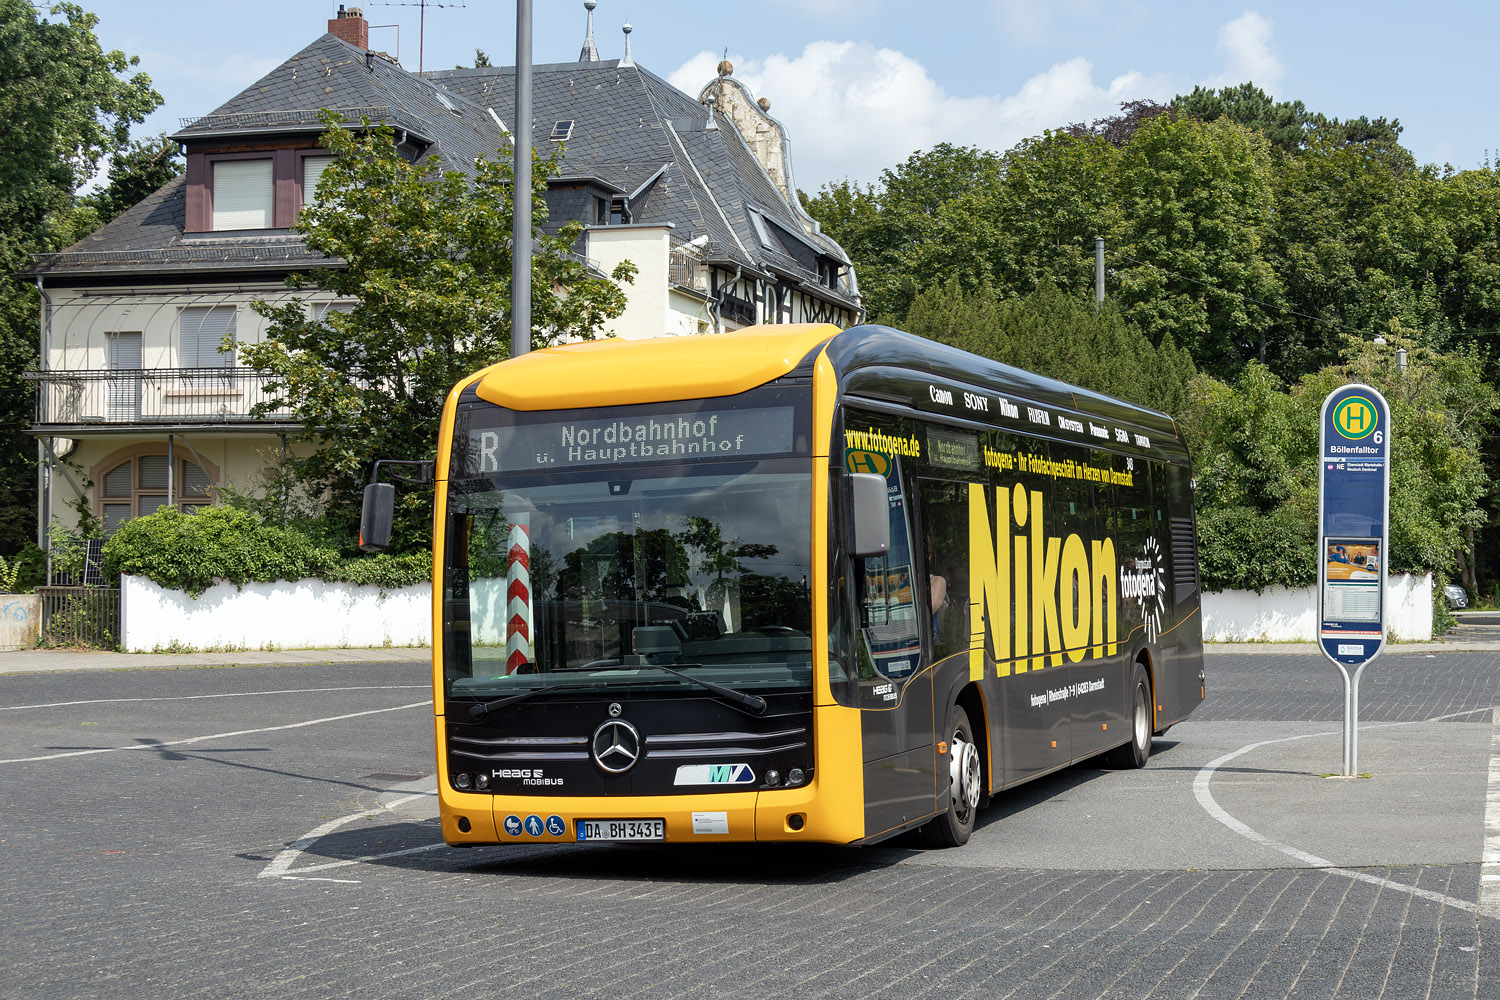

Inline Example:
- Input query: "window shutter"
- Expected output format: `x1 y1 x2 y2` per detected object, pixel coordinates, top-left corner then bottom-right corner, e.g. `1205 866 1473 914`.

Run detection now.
138 455 169 490
179 306 237 368
103 503 132 535
103 463 132 498
213 159 273 230
181 461 212 497
302 156 335 205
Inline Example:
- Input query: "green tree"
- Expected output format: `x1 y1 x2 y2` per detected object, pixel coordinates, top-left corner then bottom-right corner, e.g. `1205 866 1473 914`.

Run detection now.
0 1 162 554
991 131 1121 297
1112 114 1284 376
79 132 183 226
1172 82 1313 153
242 115 636 550
803 143 1004 320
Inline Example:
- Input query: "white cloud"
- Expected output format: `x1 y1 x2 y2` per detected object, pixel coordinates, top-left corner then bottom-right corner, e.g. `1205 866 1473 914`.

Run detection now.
669 42 1171 190
1211 11 1284 91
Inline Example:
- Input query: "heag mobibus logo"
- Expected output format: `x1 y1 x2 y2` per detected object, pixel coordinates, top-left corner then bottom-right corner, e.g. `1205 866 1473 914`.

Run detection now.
492 767 564 787
1120 536 1166 642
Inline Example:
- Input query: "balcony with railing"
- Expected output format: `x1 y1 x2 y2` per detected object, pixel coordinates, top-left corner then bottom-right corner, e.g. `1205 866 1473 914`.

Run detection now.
23 368 296 431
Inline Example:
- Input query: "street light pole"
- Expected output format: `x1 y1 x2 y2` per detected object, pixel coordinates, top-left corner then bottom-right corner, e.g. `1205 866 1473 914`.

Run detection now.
511 0 532 359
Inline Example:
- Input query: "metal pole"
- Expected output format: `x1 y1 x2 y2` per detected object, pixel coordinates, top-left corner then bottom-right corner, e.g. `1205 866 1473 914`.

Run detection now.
511 0 532 359
1350 668 1362 779
1095 237 1105 309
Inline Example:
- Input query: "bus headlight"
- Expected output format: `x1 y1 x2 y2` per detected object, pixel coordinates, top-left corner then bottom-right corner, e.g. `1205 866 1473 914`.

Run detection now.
765 770 780 786
788 768 805 786
475 773 490 790
454 772 472 790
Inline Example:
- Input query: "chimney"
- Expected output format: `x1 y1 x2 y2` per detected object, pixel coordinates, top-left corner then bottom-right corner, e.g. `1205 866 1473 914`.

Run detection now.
328 5 369 49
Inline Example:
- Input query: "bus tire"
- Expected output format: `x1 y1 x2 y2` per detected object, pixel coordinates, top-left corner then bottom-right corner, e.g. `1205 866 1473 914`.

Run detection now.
920 704 981 848
1104 663 1152 769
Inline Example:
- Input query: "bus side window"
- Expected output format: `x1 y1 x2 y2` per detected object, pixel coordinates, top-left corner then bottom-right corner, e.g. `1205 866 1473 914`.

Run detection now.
917 479 968 662
852 458 922 689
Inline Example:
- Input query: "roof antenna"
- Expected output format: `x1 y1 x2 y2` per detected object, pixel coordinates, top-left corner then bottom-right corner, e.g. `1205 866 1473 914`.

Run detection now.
619 21 634 68
579 1 600 62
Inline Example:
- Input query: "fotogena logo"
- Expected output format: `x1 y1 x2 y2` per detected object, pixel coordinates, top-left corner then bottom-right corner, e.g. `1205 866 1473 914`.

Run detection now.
1333 396 1378 440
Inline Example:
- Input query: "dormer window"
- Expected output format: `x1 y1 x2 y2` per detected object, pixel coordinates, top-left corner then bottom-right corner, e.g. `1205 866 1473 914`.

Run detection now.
212 159 273 230
186 147 338 233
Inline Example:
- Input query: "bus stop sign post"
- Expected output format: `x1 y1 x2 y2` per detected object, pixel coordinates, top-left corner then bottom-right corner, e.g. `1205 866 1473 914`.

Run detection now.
1317 383 1391 776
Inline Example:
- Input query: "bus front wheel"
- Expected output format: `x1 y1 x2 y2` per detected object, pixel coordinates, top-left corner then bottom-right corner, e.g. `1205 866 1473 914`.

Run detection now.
1104 663 1152 769
920 704 981 848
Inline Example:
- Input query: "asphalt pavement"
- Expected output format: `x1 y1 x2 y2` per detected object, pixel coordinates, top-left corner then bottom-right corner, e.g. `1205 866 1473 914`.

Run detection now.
1 646 1497 998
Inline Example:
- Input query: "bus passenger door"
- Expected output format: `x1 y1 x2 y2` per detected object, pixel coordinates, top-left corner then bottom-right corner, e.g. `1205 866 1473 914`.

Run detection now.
850 456 935 837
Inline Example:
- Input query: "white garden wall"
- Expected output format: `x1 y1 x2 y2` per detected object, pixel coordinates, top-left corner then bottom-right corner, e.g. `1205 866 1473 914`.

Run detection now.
119 570 1436 653
120 574 431 653
1201 572 1432 642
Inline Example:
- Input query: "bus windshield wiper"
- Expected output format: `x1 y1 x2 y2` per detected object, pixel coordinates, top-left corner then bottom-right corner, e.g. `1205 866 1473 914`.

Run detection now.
555 661 767 715
468 681 608 719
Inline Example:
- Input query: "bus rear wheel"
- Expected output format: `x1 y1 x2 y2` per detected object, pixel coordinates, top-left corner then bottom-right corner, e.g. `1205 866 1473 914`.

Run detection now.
1104 663 1152 769
920 704 981 847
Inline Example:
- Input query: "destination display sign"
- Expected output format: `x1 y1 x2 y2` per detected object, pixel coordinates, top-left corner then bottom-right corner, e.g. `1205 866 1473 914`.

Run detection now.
461 405 798 475
1318 384 1390 668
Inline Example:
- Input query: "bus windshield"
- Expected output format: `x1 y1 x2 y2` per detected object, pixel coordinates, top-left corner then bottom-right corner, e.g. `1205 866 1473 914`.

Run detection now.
444 460 813 704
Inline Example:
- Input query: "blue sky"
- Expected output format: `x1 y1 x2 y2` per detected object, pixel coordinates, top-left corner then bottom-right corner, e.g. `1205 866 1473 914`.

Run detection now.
80 1 1499 192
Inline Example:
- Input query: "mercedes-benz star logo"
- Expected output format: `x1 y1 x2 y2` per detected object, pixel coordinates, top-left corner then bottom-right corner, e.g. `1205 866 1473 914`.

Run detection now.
591 718 641 774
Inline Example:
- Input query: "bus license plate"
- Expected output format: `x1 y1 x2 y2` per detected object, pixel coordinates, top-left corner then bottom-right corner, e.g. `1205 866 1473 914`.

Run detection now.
577 819 665 842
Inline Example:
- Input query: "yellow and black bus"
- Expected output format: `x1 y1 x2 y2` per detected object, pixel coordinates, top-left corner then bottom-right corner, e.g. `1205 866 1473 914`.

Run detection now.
385 323 1203 848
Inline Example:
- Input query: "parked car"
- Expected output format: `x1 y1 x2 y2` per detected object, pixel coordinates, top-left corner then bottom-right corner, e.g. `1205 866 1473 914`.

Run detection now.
1444 583 1469 609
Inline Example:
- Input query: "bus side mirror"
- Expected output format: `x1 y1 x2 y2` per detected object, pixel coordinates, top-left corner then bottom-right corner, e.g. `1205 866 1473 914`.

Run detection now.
360 482 395 552
848 472 890 558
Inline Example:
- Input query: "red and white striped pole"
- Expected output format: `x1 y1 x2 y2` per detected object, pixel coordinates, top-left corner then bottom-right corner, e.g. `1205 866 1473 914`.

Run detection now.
505 515 533 674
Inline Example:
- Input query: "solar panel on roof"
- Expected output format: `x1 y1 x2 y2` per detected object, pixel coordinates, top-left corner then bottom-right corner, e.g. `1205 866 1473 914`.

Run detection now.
549 120 574 141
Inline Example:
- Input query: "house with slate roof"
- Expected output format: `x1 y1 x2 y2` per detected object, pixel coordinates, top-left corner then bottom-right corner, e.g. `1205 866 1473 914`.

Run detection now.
20 4 860 555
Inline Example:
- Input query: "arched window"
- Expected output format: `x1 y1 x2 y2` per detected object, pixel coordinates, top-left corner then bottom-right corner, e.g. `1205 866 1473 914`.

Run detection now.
98 453 213 534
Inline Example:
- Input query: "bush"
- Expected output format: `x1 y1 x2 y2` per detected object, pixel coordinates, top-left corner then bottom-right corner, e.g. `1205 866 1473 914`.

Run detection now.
1196 505 1316 592
102 506 427 598
0 544 44 592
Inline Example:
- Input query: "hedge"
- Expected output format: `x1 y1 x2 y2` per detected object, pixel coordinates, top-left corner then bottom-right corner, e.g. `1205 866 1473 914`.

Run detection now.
102 506 427 598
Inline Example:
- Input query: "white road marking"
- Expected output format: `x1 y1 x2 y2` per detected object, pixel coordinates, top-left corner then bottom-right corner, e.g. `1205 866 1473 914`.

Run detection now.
1 686 428 712
260 787 445 881
1193 713 1487 917
0 701 432 764
1481 707 1500 921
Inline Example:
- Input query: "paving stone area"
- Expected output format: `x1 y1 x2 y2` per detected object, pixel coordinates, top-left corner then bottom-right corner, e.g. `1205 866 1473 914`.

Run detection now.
1197 650 1500 723
1 656 1496 999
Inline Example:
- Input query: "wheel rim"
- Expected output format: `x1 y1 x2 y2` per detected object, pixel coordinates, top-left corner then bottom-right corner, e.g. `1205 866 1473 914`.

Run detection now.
950 735 981 813
1133 682 1149 751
